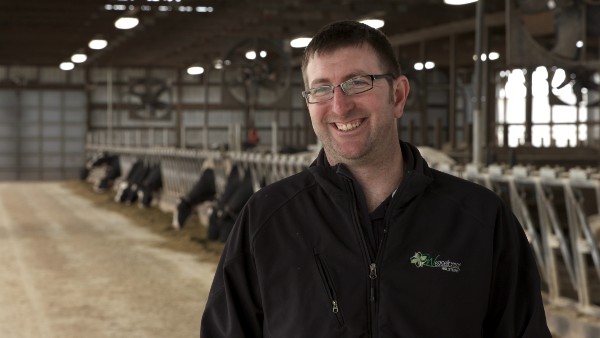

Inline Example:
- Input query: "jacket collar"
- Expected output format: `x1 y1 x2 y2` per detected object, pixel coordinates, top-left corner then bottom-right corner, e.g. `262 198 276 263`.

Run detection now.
309 140 434 207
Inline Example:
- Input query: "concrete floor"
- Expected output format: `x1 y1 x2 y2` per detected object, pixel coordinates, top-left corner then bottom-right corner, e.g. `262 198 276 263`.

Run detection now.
0 182 217 338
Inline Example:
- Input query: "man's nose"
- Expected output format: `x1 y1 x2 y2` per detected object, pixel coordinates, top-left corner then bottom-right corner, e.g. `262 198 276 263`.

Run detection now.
331 86 354 115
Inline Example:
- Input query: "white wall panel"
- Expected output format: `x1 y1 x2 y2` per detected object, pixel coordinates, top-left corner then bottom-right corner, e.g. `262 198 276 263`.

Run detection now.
22 107 40 122
209 110 243 126
0 140 17 152
20 171 41 180
42 171 64 180
183 111 205 126
42 91 61 106
42 125 62 138
0 124 17 137
64 125 86 138
255 110 275 127
92 86 108 102
42 140 61 153
42 108 62 122
21 140 40 153
207 130 229 145
0 172 18 180
0 156 17 168
91 109 107 126
64 142 84 153
292 110 307 125
20 91 40 107
65 91 86 107
21 155 40 168
277 113 290 127
64 109 86 123
21 125 40 137
0 91 16 107
42 155 62 168
181 86 205 103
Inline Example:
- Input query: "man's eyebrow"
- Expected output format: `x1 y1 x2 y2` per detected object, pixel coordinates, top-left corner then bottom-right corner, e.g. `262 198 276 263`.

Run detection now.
309 72 366 88
309 78 331 88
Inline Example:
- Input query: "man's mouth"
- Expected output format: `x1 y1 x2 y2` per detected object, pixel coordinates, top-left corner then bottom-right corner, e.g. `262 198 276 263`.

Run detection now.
335 120 361 132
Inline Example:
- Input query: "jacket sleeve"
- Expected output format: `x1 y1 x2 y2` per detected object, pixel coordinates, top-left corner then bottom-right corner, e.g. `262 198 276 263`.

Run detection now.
200 207 264 338
482 204 552 337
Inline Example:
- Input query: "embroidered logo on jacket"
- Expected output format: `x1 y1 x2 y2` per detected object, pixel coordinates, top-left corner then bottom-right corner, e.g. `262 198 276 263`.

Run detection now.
410 252 461 273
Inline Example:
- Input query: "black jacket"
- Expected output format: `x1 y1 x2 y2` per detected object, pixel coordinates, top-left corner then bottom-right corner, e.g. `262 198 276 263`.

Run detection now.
200 141 551 338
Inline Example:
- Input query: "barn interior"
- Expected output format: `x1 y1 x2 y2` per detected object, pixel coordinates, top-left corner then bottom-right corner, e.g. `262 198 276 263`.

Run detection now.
1 0 600 337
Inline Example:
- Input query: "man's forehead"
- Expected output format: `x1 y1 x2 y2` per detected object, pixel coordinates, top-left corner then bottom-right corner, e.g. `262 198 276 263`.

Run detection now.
304 45 380 83
308 44 375 62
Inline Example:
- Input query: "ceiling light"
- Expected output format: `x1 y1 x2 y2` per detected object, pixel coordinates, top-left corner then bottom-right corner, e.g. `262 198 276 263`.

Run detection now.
414 62 424 71
576 40 584 48
196 6 214 12
259 50 267 58
290 37 311 48
424 61 435 69
488 52 500 60
360 19 384 29
444 0 477 4
245 51 257 60
59 62 75 71
115 16 139 29
187 65 204 75
473 53 488 61
89 38 108 50
71 52 87 63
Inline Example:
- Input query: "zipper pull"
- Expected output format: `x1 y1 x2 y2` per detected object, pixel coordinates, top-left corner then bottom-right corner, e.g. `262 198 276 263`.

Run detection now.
369 263 377 279
332 300 339 313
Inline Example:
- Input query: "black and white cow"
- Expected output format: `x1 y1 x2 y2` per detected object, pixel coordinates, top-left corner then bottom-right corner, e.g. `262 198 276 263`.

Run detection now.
172 168 217 230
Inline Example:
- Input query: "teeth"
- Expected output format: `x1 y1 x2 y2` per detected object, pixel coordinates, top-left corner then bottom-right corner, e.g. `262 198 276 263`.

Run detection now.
336 121 361 132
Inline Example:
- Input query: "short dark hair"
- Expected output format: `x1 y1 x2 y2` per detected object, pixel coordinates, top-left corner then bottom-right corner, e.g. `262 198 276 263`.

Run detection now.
301 20 401 84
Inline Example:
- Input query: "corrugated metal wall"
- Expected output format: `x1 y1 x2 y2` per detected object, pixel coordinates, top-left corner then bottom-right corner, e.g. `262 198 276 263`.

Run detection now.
0 89 86 180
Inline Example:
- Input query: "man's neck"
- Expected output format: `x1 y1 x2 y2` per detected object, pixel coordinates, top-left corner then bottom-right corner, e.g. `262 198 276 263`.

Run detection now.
346 147 404 212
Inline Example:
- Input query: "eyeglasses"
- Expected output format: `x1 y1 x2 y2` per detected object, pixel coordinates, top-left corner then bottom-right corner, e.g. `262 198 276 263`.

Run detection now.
302 74 392 104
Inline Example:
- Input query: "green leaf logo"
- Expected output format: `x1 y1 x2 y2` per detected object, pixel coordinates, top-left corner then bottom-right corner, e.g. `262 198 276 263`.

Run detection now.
410 252 428 268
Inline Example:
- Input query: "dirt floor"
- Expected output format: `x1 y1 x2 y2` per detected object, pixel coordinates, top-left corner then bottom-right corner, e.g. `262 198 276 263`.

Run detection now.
0 181 224 338
63 180 225 262
5 180 600 338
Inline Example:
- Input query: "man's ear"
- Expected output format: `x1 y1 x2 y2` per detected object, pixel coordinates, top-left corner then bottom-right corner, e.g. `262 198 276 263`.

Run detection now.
392 76 410 119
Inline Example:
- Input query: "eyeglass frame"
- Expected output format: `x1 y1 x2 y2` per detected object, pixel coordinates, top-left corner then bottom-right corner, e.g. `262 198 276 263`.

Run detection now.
301 74 393 104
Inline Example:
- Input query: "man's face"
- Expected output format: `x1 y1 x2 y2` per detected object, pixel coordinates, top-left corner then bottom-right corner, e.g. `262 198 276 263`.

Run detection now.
304 44 409 166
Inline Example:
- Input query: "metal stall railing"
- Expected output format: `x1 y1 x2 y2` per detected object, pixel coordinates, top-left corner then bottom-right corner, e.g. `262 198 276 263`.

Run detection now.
462 164 600 318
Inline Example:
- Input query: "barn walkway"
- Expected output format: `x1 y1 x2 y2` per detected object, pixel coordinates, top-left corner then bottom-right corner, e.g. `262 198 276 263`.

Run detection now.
0 182 216 338
4 182 600 338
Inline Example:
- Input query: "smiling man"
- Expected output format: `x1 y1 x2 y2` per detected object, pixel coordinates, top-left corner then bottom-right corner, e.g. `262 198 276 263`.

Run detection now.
200 21 551 338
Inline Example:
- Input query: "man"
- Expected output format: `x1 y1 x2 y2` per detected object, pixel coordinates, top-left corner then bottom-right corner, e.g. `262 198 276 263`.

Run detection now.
200 21 551 337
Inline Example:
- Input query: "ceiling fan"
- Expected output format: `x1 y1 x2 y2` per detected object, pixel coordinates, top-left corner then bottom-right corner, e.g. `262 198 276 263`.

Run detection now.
127 77 173 120
222 38 291 129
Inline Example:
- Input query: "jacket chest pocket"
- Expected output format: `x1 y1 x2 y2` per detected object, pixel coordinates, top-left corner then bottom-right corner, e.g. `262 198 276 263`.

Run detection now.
314 253 345 326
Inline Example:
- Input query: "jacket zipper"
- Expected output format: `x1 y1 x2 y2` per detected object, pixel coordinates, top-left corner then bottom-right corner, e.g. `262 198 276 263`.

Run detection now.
314 253 345 326
345 179 379 338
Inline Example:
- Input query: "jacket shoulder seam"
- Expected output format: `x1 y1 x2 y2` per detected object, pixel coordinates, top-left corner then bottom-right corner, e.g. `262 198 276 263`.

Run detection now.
250 180 318 251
